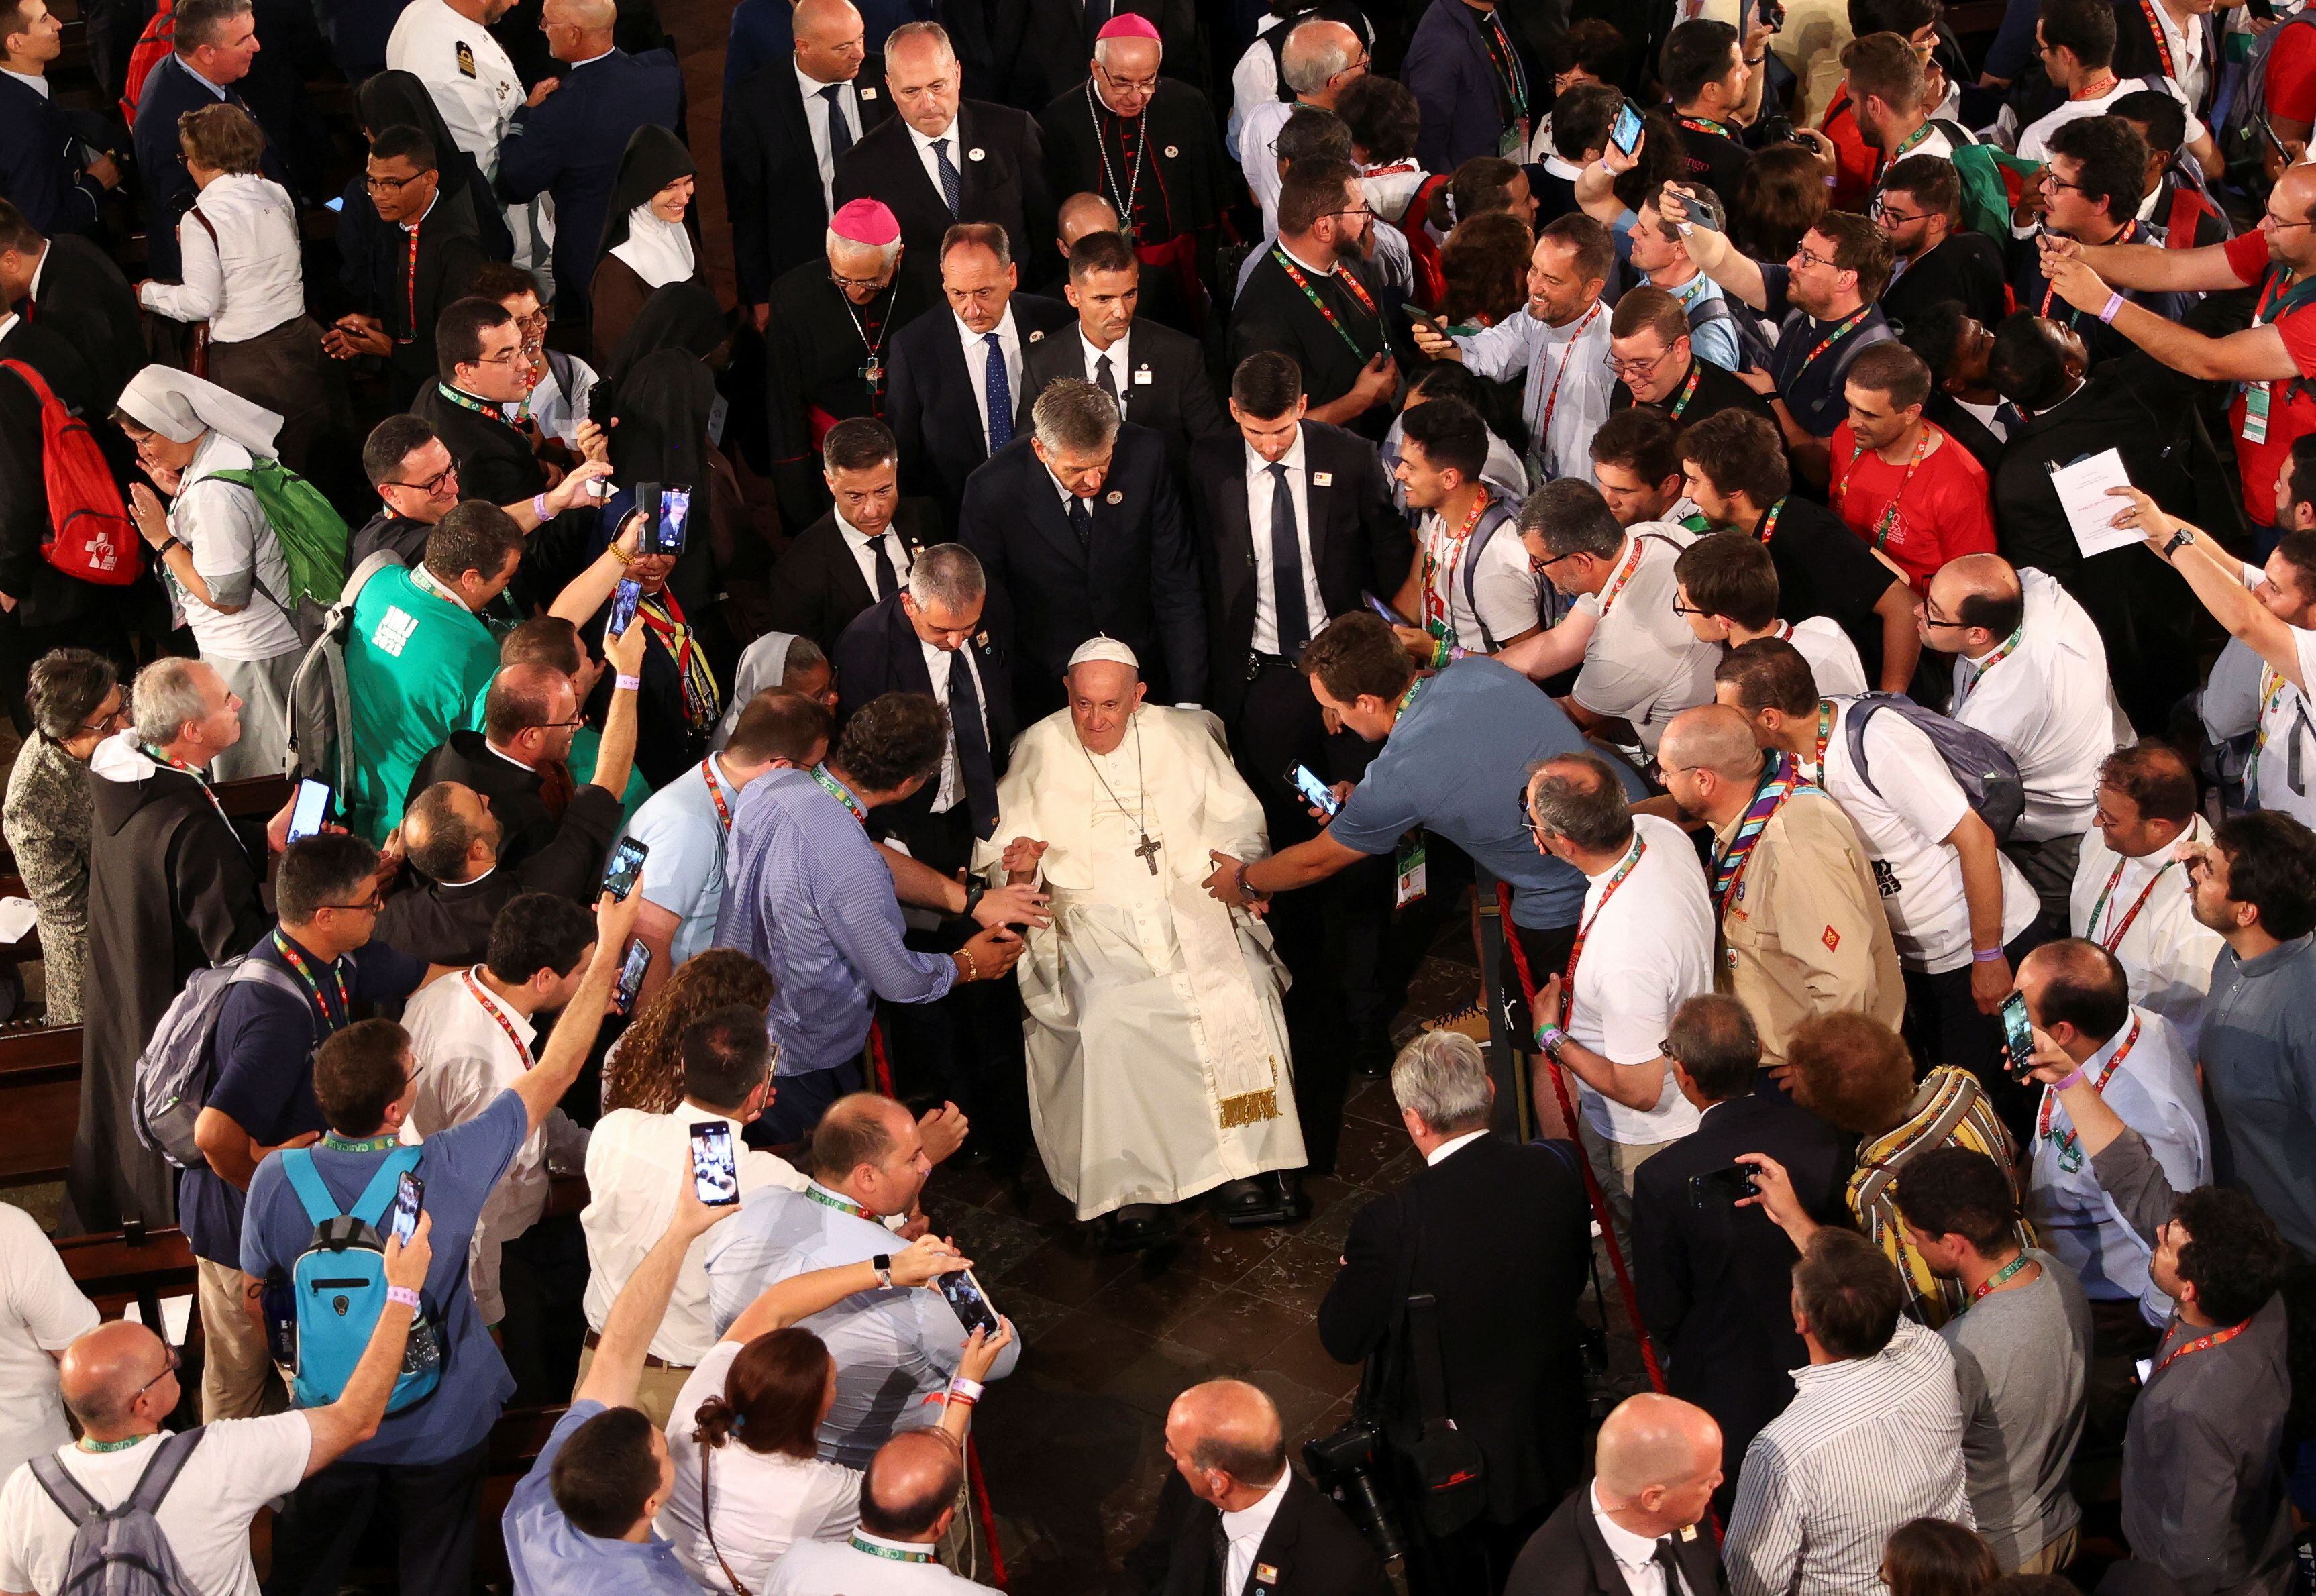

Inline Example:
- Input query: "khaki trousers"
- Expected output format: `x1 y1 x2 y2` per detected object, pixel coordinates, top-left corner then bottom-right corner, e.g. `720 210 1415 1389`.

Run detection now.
1575 1116 1676 1238
2015 1526 2079 1575
571 1342 697 1431
195 1257 283 1421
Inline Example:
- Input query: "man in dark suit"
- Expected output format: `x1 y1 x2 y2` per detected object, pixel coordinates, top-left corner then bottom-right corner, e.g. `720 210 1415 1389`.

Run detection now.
1123 1378 1391 1596
130 0 294 280
1014 228 1222 481
1630 994 1856 1517
414 297 551 505
723 0 895 320
831 20 1051 299
494 0 682 320
832 543 1029 1162
0 0 119 237
993 0 1202 112
884 221 1073 513
1503 1393 1730 1596
1317 1033 1593 1593
765 417 940 656
958 378 1204 723
0 203 142 415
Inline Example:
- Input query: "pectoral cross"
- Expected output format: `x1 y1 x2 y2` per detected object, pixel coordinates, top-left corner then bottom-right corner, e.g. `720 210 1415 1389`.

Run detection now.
1134 833 1162 874
860 358 883 384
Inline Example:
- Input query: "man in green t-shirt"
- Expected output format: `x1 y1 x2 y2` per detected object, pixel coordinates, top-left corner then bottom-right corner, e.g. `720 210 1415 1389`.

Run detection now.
347 503 527 843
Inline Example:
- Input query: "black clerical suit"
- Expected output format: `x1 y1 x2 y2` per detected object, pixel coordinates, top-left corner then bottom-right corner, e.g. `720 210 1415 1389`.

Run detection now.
17 236 145 417
405 730 625 886
957 425 1205 723
1037 76 1228 329
761 262 934 529
1991 352 2240 733
1014 316 1222 481
1121 1469 1391 1596
831 101 1051 300
1607 353 1775 430
413 380 547 506
1502 1479 1729 1596
338 187 491 401
1628 1090 1856 1515
886 291 1074 512
992 0 1204 111
1316 1133 1592 1585
1879 231 2006 333
1230 248 1409 441
723 54 894 307
761 499 938 657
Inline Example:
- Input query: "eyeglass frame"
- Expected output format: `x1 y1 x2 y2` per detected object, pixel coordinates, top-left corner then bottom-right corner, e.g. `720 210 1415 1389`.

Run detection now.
383 464 458 497
1869 195 1928 227
364 170 427 193
79 700 131 735
829 266 895 292
1603 346 1677 378
136 1346 182 1399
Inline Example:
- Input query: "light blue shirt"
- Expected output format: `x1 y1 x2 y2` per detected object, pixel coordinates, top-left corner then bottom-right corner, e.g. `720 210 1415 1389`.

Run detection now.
711 767 954 1077
1652 268 1743 374
704 1183 1020 1470
623 753 743 967
503 1401 699 1596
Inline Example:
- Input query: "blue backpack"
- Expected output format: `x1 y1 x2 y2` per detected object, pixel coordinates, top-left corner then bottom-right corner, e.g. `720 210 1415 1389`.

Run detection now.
280 1145 443 1413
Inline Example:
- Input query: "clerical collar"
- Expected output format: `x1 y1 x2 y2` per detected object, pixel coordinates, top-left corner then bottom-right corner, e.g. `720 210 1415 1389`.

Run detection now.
400 191 441 234
1276 239 1336 278
0 66 48 97
176 55 231 97
0 313 15 342
564 47 613 68
1541 152 1584 181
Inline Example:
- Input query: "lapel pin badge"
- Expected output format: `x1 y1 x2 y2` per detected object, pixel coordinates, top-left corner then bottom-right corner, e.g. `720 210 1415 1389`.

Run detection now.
968 146 986 161
1312 471 1333 486
1106 489 1124 504
1255 1564 1279 1585
1028 329 1045 341
860 85 878 98
1163 143 1179 158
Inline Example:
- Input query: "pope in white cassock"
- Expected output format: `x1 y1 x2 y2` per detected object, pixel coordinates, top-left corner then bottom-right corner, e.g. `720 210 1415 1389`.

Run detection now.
973 639 1306 1244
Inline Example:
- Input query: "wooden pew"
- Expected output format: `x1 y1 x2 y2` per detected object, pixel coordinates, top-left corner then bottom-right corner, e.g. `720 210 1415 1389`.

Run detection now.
0 1024 82 1189
56 1224 199 1333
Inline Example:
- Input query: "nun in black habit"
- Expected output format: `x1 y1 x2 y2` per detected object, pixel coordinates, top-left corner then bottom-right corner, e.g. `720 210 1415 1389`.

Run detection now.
590 125 710 368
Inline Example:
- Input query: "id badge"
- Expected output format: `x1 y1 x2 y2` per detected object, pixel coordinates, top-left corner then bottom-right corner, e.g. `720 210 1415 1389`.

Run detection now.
1499 119 1530 159
2246 381 2272 446
1394 841 1428 908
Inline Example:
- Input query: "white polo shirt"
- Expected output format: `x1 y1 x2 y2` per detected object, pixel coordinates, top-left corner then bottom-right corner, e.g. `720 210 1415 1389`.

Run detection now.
1565 814 1714 1145
2068 813 2225 1055
1571 527 1718 757
1773 617 1869 698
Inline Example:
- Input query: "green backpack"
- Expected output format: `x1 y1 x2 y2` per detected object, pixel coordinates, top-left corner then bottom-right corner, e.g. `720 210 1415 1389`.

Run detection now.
212 460 349 621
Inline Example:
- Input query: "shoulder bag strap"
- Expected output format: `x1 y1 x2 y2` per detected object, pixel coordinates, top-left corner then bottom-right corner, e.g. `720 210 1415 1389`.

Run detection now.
125 1428 206 1513
25 1454 103 1528
1406 1292 1455 1428
699 1443 755 1596
279 1147 339 1227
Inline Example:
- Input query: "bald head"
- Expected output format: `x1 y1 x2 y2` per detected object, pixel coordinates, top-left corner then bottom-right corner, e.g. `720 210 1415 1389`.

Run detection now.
1595 1394 1723 1501
1058 191 1123 248
793 0 865 83
59 1321 172 1434
543 0 612 32
792 0 859 40
1940 552 2019 603
860 1430 963 1541
1280 19 1361 98
1926 552 2024 654
1661 704 1767 780
1169 1379 1287 1488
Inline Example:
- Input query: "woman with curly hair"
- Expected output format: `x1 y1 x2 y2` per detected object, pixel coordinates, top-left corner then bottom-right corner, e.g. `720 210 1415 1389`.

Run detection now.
602 949 775 1114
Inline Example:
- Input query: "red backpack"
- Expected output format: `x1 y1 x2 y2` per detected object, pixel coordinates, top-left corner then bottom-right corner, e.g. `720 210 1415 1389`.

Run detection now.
0 362 140 586
120 0 176 126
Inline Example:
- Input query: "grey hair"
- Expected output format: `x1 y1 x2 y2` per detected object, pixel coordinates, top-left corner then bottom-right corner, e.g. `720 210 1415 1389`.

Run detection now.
1518 478 1625 562
1390 1031 1493 1136
1526 752 1634 854
884 19 955 62
1279 19 1356 95
908 543 986 611
131 657 217 748
782 635 829 682
1032 377 1121 454
173 0 252 52
26 649 119 743
824 228 902 270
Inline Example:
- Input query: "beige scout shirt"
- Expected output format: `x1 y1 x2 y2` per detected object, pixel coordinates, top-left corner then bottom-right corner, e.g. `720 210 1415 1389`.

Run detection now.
1715 785 1904 1065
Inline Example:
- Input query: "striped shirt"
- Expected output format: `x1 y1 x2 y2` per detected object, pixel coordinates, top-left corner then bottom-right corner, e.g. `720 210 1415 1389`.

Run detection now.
1725 1320 1974 1596
1849 1066 2030 1327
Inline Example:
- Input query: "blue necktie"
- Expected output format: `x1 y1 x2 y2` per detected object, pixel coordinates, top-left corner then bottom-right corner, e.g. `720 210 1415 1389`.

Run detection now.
821 84 853 160
933 136 962 215
984 333 1013 451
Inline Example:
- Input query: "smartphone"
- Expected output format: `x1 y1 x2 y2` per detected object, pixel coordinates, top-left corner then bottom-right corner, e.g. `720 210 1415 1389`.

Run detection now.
633 480 661 549
1287 762 1342 818
389 1171 423 1246
1610 102 1645 158
1755 0 1787 30
611 939 651 1016
2258 113 2289 158
1687 1161 1761 1210
655 485 691 555
689 1120 740 1206
1675 185 1725 235
1361 590 1410 626
608 577 642 639
602 836 649 901
935 1266 1002 1337
2000 991 2036 1077
286 778 333 843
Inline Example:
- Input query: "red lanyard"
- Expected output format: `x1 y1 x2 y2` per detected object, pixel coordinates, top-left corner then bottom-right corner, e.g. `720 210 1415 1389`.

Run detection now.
1270 246 1380 357
700 756 733 831
273 932 348 1026
2038 1014 2138 1159
1677 115 1735 143
2042 224 2136 316
2087 857 2176 951
1537 303 1602 448
1593 535 1646 617
1667 362 1701 420
1794 307 1873 380
1837 426 1932 549
462 969 534 1070
1755 498 1785 545
2137 0 2176 78
1564 837 1646 1029
402 219 420 344
2068 72 2119 101
1420 488 1492 638
2152 1318 2248 1376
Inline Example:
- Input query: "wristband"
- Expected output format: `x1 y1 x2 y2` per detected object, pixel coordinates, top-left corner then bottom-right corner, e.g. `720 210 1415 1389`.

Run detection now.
156 537 184 559
2098 291 2125 325
948 1376 985 1403
1972 946 2007 963
385 1285 421 1309
531 493 550 522
1535 1023 1568 1057
615 673 642 692
2053 1067 2087 1092
1430 634 1450 670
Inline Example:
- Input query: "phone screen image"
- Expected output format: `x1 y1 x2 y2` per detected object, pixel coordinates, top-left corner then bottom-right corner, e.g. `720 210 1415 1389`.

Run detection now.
602 837 649 901
2000 992 2036 1075
656 486 692 554
1287 763 1342 818
936 1267 1002 1337
1362 591 1410 627
1610 103 1644 156
690 1121 739 1205
612 940 651 1016
390 1171 423 1246
609 578 643 638
287 779 333 843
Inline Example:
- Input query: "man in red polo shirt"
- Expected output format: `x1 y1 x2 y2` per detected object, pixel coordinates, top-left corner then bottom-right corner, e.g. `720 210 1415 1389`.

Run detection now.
2040 165 2316 543
1827 341 1995 589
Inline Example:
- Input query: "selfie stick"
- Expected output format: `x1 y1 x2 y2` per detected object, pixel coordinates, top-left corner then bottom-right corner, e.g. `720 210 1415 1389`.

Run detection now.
1496 882 1669 1396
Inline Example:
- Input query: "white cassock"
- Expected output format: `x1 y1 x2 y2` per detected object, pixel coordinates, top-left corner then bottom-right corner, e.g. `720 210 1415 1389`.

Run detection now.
974 704 1305 1218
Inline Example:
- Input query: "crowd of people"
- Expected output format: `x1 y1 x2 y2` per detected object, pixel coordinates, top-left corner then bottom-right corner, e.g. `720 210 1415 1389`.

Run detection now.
0 0 2314 1589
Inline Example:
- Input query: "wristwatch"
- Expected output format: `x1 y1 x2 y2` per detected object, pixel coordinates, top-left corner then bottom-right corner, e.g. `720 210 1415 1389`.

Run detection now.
960 881 986 922
2164 527 2198 558
871 1253 894 1289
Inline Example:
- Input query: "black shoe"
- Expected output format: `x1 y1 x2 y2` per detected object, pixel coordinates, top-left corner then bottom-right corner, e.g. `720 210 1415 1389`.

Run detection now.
1097 1204 1171 1251
1214 1171 1309 1228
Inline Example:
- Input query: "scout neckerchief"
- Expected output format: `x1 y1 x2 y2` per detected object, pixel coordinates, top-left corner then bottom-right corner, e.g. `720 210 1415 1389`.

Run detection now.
273 931 349 1028
1968 1251 2034 1303
1711 751 1813 916
1536 302 1603 452
1564 834 1646 1030
1087 78 1147 235
1420 487 1493 643
1593 533 1646 617
1271 245 1380 357
1667 361 1703 421
1951 623 2024 710
2152 1318 2250 1375
2041 222 2140 317
2087 854 2177 951
811 765 868 826
1752 498 1786 545
700 755 734 832
849 1533 935 1564
1793 307 1873 382
1835 425 1932 550
2039 1013 2139 1173
462 968 534 1069
806 1183 871 1220
636 588 722 733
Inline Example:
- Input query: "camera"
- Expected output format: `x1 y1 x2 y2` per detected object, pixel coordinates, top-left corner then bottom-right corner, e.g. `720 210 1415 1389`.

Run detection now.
1752 116 1813 148
1304 1419 1408 1564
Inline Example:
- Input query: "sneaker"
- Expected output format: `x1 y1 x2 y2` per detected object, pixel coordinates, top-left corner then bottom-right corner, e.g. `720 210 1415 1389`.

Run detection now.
1421 1003 1493 1044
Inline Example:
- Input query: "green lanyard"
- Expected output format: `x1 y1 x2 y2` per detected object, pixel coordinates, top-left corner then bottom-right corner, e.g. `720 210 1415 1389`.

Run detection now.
321 1131 403 1154
848 1534 935 1564
804 1185 870 1220
810 765 867 826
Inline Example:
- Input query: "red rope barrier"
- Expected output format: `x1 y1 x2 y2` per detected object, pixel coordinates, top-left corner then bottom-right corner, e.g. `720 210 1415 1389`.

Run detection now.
969 1434 1008 1588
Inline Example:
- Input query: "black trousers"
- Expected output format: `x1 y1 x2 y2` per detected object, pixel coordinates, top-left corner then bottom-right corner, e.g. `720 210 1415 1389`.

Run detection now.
1899 922 2053 1140
264 1436 490 1596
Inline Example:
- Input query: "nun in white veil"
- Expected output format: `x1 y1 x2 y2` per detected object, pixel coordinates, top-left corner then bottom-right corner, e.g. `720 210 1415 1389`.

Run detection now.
113 366 306 780
590 125 706 368
712 631 839 749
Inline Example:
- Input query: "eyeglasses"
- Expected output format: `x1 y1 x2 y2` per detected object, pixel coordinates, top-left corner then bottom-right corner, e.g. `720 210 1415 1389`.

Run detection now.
365 170 423 193
830 268 893 292
1320 205 1375 222
1870 198 1926 226
1603 349 1673 378
1094 62 1159 93
2264 209 2316 231
137 1347 181 1399
474 347 524 366
512 309 549 335
1670 600 1711 618
527 715 590 733
386 466 457 496
321 892 386 914
79 702 129 735
2042 176 2087 196
1919 608 1972 629
1791 245 1839 270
